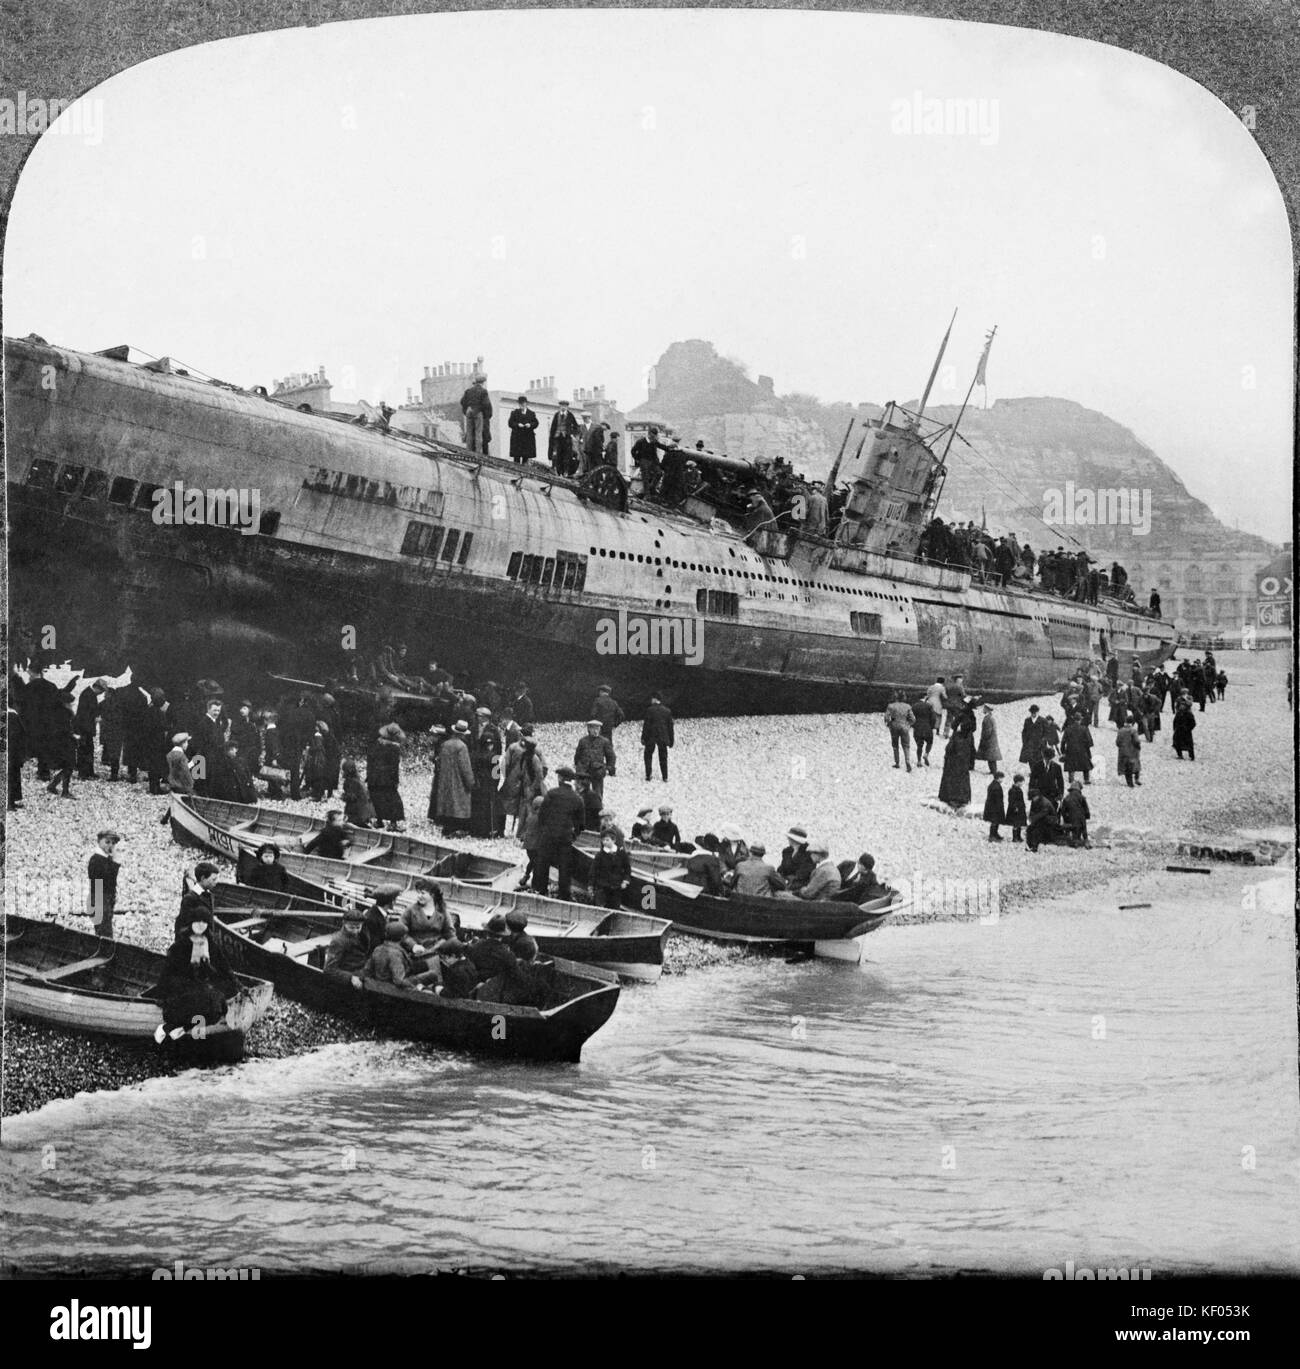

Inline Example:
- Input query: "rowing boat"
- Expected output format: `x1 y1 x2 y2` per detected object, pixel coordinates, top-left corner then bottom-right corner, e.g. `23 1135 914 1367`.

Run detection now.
208 895 620 1062
232 847 671 983
3 914 274 1063
621 868 902 963
170 794 513 884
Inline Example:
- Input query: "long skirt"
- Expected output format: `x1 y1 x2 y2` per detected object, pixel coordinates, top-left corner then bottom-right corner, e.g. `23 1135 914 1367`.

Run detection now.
938 740 973 808
370 785 405 823
470 777 505 838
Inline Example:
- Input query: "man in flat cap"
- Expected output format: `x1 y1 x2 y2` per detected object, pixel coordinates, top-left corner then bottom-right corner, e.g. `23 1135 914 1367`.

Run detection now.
587 684 625 739
460 373 492 455
531 765 585 900
574 718 616 804
548 398 582 476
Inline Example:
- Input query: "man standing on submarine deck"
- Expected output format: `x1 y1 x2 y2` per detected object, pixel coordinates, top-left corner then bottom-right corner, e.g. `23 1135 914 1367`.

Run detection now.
460 374 492 455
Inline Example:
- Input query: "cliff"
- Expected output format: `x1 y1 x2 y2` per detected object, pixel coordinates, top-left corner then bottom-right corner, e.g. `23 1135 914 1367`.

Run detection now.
630 341 1274 558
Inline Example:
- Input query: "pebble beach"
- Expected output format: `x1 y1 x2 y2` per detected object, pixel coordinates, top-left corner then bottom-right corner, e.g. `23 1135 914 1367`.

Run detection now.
4 647 1292 1117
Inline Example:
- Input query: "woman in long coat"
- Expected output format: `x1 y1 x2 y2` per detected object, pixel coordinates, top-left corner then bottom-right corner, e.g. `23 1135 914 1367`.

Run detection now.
937 730 974 809
469 718 505 838
975 707 1001 773
366 723 406 830
1060 715 1093 783
434 722 474 835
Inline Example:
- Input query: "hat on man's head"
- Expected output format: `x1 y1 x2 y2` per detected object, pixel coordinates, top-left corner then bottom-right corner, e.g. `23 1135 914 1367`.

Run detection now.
555 764 576 780
171 731 190 744
475 707 492 717
586 719 603 728
453 720 470 734
786 826 808 845
485 914 510 936
505 910 529 931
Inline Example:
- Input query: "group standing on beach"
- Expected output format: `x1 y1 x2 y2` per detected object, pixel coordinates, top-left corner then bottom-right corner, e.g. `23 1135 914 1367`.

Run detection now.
898 652 1220 852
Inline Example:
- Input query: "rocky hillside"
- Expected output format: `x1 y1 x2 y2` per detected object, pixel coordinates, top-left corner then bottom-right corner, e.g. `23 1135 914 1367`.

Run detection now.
630 340 1274 558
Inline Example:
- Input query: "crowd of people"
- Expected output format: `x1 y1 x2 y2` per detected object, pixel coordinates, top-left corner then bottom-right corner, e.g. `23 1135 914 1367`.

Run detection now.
874 650 1223 852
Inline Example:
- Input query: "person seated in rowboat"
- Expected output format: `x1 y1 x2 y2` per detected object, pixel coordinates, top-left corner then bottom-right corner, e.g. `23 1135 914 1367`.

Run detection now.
729 841 787 897
589 832 632 908
503 910 539 961
403 879 458 949
716 824 750 872
836 853 889 905
490 931 556 1009
324 909 370 986
787 841 841 901
157 908 240 1032
360 885 404 955
649 805 682 849
175 862 220 935
630 807 655 843
777 827 816 893
431 939 479 999
363 918 443 992
466 914 519 986
682 835 725 896
302 809 352 861
244 842 291 893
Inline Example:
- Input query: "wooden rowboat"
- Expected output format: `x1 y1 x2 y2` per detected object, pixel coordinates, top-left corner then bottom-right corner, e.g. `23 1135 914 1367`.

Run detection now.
3 915 274 1064
620 868 902 963
170 794 513 885
208 897 620 1062
233 847 671 983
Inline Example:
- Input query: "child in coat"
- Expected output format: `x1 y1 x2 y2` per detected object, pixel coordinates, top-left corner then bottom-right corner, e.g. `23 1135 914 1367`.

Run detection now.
983 770 1006 842
651 805 681 848
341 759 376 827
1006 774 1028 843
589 831 632 908
1061 780 1091 847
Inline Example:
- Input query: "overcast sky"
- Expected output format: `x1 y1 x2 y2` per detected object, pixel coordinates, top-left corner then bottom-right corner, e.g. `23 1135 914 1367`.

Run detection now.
5 9 1292 540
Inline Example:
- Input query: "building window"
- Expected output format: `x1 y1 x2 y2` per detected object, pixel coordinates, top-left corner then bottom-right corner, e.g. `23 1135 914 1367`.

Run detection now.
507 551 523 579
133 482 162 511
56 465 85 495
850 611 883 636
696 588 739 617
441 529 460 562
457 532 473 565
557 550 588 591
259 509 281 536
109 476 137 505
81 469 109 500
26 458 58 490
401 521 432 555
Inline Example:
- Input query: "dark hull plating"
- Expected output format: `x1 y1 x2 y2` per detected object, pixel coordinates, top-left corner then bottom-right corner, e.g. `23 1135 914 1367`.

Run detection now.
5 337 1179 716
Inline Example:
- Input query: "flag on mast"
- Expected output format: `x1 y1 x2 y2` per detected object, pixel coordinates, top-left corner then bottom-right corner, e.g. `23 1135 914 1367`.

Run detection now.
974 326 996 387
